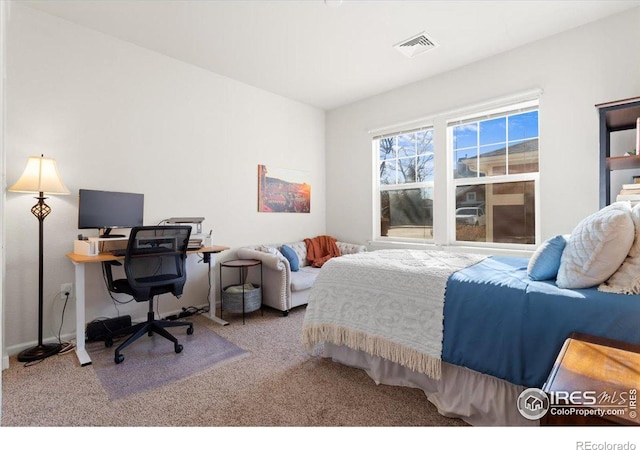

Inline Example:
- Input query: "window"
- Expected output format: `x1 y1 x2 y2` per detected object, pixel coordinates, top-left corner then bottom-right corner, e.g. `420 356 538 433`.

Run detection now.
376 127 434 240
372 94 540 248
449 101 539 245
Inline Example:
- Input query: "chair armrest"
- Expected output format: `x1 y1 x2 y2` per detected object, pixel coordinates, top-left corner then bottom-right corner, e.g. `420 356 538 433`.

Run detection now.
337 242 367 255
236 247 287 271
237 247 290 312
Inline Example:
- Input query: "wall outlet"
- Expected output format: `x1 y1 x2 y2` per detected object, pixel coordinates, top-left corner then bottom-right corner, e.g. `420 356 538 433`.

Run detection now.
61 283 73 298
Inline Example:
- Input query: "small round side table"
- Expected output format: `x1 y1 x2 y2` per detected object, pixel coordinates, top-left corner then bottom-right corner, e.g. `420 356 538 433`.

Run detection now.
219 259 263 324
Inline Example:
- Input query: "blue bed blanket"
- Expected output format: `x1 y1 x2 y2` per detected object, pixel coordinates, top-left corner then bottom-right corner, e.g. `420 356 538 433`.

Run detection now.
442 256 640 388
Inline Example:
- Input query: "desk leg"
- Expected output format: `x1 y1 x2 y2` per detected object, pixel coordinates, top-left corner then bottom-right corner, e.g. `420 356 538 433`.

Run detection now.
73 262 92 366
202 253 228 326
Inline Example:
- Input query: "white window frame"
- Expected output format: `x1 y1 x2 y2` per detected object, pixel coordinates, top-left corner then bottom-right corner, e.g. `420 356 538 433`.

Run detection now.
446 99 540 250
373 125 435 243
369 89 543 250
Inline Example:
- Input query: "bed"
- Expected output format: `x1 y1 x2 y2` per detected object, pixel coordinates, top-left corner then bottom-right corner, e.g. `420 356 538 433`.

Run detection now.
301 248 640 426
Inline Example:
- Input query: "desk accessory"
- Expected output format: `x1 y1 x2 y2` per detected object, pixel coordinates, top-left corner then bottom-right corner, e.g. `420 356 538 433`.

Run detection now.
166 217 206 249
204 229 213 247
9 155 69 362
73 239 98 256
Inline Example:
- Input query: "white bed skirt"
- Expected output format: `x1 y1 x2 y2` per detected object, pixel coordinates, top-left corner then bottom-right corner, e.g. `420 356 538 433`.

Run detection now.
324 343 538 427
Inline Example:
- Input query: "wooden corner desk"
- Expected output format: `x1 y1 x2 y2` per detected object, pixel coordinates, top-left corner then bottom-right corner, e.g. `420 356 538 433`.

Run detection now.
65 245 229 366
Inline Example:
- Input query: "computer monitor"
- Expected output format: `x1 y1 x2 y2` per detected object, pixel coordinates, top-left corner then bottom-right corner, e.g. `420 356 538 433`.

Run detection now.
78 189 144 238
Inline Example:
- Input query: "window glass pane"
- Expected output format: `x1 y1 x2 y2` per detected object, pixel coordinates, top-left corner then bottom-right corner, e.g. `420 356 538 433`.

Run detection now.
417 130 434 155
479 117 506 146
452 108 538 180
396 157 414 183
508 139 539 174
379 137 395 161
455 181 535 244
453 124 477 150
397 134 416 158
479 143 507 176
508 111 538 141
380 159 397 185
375 127 435 241
381 187 433 239
417 154 435 182
454 149 479 179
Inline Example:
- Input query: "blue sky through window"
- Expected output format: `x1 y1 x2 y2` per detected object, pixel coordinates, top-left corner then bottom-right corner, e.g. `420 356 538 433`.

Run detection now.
452 110 539 178
453 110 538 150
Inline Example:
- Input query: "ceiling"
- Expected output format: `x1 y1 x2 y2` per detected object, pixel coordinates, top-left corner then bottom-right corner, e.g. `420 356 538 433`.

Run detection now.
20 0 640 110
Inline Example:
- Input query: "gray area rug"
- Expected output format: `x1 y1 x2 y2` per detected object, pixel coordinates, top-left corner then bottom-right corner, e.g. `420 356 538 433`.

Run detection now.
86 324 247 400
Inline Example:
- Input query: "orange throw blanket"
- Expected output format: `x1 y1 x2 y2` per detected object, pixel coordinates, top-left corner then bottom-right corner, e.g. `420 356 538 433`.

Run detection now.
304 235 341 268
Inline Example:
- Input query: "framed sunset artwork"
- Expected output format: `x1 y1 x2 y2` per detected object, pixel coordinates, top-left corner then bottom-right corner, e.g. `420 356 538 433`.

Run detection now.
258 165 311 213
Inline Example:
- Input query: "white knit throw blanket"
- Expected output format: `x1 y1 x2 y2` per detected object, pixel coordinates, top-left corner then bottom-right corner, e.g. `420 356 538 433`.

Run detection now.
302 249 487 380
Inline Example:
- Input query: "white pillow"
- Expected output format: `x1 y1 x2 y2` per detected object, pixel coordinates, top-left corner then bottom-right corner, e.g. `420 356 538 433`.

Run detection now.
556 202 634 289
599 202 640 294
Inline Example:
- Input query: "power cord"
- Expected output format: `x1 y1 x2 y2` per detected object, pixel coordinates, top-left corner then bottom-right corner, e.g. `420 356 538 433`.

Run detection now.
23 291 76 366
56 292 76 356
101 262 134 308
164 305 208 320
58 342 76 355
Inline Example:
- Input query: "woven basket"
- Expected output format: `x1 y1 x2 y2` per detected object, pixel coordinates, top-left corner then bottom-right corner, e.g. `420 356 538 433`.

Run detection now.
222 283 262 314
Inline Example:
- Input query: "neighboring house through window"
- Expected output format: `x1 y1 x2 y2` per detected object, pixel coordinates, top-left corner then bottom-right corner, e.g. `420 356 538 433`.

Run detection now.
449 100 539 245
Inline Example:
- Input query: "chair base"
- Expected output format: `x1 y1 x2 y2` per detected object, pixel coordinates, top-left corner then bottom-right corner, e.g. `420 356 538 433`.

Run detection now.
107 318 193 364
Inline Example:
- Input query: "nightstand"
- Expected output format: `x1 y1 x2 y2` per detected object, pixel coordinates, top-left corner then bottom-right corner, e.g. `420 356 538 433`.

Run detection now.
541 332 640 426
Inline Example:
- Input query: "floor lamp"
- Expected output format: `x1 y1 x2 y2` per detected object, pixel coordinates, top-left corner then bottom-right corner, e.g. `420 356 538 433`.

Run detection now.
9 155 69 362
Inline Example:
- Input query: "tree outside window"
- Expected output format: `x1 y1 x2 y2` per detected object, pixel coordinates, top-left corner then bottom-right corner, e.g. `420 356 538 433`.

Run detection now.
377 128 434 239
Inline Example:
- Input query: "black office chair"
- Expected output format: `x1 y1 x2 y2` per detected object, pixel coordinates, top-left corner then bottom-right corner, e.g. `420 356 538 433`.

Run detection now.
102 225 194 364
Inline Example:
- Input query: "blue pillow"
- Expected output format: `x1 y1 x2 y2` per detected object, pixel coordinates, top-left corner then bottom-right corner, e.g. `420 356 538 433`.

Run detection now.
527 234 569 281
280 245 299 272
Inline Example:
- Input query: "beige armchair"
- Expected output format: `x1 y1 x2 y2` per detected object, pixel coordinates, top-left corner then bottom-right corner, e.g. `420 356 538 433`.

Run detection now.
236 240 366 315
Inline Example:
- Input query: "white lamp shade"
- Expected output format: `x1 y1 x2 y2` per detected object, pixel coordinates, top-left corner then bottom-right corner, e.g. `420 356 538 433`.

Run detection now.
9 155 70 195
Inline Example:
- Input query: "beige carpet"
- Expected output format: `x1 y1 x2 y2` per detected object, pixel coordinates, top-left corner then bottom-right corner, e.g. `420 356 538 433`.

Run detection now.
87 324 247 400
1 306 466 428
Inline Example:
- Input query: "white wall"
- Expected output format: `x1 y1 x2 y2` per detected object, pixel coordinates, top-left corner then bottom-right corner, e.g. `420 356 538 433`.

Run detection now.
3 5 325 357
0 0 6 409
326 7 640 248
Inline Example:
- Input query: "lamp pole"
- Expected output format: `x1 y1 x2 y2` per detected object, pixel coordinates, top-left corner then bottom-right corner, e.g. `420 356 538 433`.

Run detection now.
17 192 61 362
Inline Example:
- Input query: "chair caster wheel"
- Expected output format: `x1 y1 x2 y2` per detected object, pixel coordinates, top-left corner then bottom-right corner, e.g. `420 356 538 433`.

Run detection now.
105 337 113 347
175 344 183 353
115 354 124 364
187 325 194 335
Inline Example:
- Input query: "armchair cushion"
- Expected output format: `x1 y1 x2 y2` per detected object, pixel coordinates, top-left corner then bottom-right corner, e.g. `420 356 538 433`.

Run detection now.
290 267 318 291
280 245 300 272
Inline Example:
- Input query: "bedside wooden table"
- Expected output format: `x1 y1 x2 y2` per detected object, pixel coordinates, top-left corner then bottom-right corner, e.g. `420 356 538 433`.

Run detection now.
541 332 640 426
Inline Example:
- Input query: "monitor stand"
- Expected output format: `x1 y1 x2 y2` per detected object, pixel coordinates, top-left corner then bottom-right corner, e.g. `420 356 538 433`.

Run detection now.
100 228 126 239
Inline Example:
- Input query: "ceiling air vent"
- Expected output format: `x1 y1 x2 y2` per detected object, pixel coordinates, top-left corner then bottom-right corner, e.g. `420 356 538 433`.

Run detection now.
394 32 438 58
